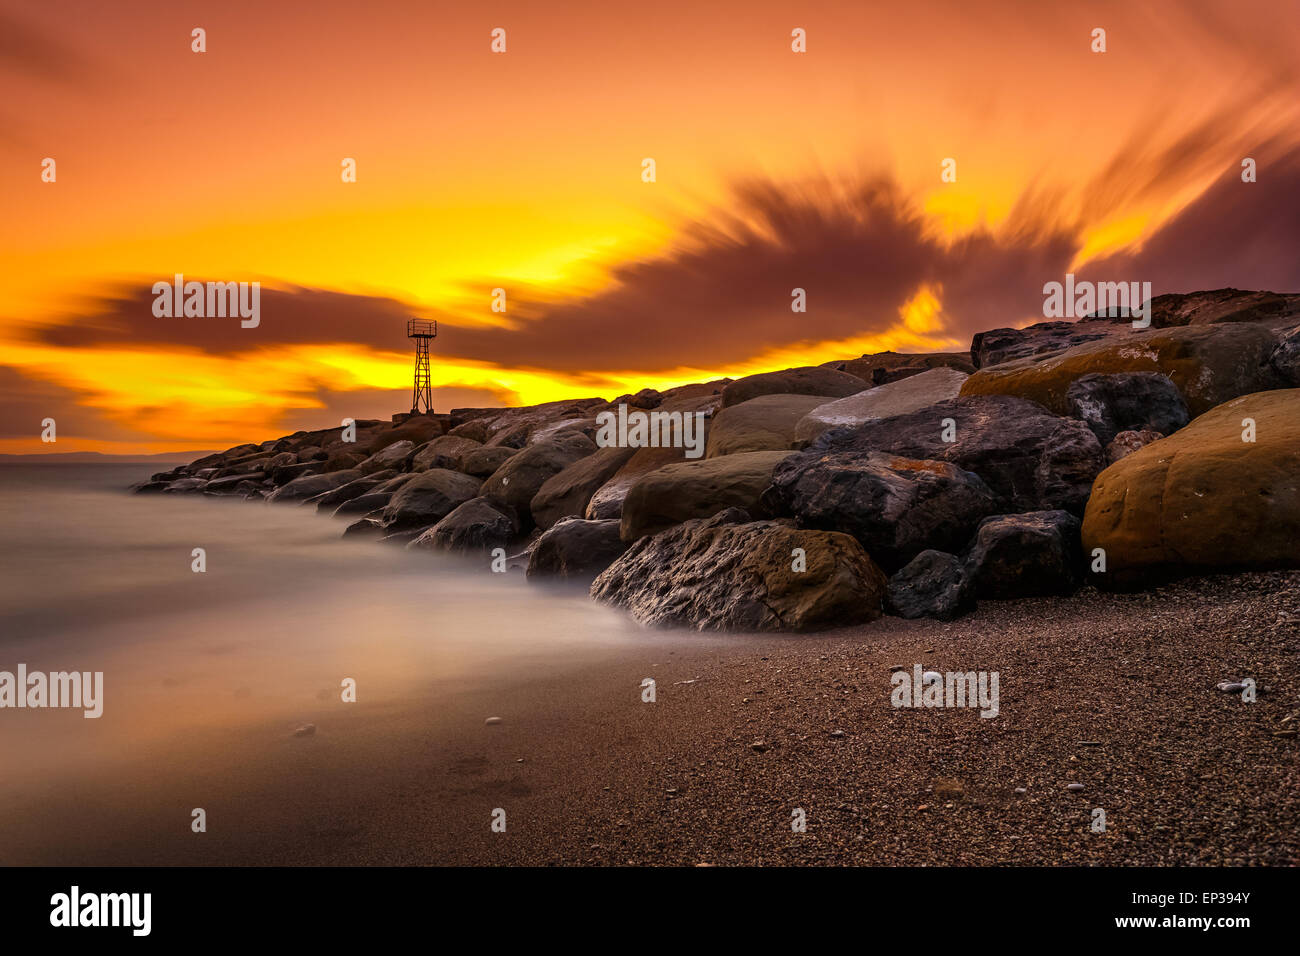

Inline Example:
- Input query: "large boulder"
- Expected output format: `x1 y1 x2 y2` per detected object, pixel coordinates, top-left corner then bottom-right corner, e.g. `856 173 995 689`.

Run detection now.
788 395 1103 515
705 393 829 457
266 468 362 503
964 511 1083 599
407 497 519 553
1064 372 1189 445
720 366 867 408
970 318 1126 368
794 367 969 444
591 509 889 632
887 550 973 621
479 431 598 525
411 436 483 472
380 468 482 530
962 323 1286 416
764 452 998 572
530 446 637 530
357 440 415 475
584 445 698 520
526 518 628 581
620 450 792 541
1082 389 1300 587
459 444 520 479
368 416 444 453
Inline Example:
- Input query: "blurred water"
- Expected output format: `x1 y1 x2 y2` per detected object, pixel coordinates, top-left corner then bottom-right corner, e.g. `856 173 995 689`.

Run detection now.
0 463 646 783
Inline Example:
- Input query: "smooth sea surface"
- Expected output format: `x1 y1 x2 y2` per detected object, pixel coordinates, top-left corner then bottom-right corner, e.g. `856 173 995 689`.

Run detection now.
0 463 648 792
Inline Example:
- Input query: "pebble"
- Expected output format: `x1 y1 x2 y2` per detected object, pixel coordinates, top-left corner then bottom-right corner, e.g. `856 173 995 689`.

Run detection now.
293 723 316 737
1014 787 1027 794
1066 783 1085 792
829 729 845 738
485 717 503 725
1273 730 1297 739
1216 681 1248 693
751 740 770 752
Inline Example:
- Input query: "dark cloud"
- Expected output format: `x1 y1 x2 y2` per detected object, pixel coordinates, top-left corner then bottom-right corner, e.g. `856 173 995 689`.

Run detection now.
1084 144 1300 294
24 150 1300 377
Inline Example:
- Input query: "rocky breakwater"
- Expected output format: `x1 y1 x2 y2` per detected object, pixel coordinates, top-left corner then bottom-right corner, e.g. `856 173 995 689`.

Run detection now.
137 288 1300 631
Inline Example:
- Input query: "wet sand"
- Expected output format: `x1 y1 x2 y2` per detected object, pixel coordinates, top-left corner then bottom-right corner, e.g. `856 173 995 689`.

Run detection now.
7 570 1297 867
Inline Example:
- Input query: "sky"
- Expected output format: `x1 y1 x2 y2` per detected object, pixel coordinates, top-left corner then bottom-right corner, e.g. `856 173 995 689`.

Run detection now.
2 0 1299 452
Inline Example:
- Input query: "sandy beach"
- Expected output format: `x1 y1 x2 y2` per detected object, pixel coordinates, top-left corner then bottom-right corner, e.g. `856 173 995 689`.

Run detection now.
7 558 1296 867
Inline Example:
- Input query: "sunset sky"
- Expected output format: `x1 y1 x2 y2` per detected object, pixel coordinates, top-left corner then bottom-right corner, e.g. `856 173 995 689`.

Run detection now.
3 0 1299 452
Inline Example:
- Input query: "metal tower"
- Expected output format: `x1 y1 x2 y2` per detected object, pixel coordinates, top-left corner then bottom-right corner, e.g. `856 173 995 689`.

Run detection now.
406 319 438 414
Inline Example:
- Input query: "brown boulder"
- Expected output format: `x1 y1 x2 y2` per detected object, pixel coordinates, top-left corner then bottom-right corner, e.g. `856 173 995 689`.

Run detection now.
1082 389 1300 587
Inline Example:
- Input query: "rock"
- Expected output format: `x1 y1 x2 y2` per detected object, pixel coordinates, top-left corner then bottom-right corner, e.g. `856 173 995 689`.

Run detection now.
530 446 636 529
411 435 483 472
163 477 207 493
380 468 482 530
1216 681 1249 693
785 395 1103 516
457 398 606 448
720 366 867 408
705 393 830 457
829 351 975 385
1064 372 1189 444
585 445 705 520
293 724 316 737
323 449 368 472
407 497 519 553
313 475 385 511
342 516 385 538
357 440 415 475
526 518 628 581
619 450 792 541
1269 325 1300 385
131 480 169 494
765 451 997 571
332 491 391 517
887 550 974 620
612 387 663 409
795 367 969 444
479 432 598 526
962 323 1285 416
266 468 362 503
971 318 1127 368
1083 389 1300 587
592 509 888 631
485 717 503 725
1105 428 1164 465
446 419 491 443
1150 288 1300 328
1066 783 1085 792
459 444 519 479
368 416 444 453
203 473 259 495
295 445 324 462
963 511 1083 599
268 460 321 485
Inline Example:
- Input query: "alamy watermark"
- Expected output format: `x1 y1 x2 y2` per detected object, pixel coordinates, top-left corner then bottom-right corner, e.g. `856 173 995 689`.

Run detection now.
152 273 260 328
891 665 999 718
0 664 103 718
595 403 706 459
1043 273 1152 329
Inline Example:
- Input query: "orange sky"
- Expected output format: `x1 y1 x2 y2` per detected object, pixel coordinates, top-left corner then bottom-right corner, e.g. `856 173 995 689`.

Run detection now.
3 0 1299 452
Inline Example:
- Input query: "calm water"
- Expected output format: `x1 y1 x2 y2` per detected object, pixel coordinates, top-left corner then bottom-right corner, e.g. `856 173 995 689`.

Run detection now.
0 463 646 783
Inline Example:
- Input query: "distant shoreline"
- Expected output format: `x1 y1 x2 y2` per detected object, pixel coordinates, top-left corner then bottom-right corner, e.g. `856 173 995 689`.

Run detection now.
0 451 217 465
